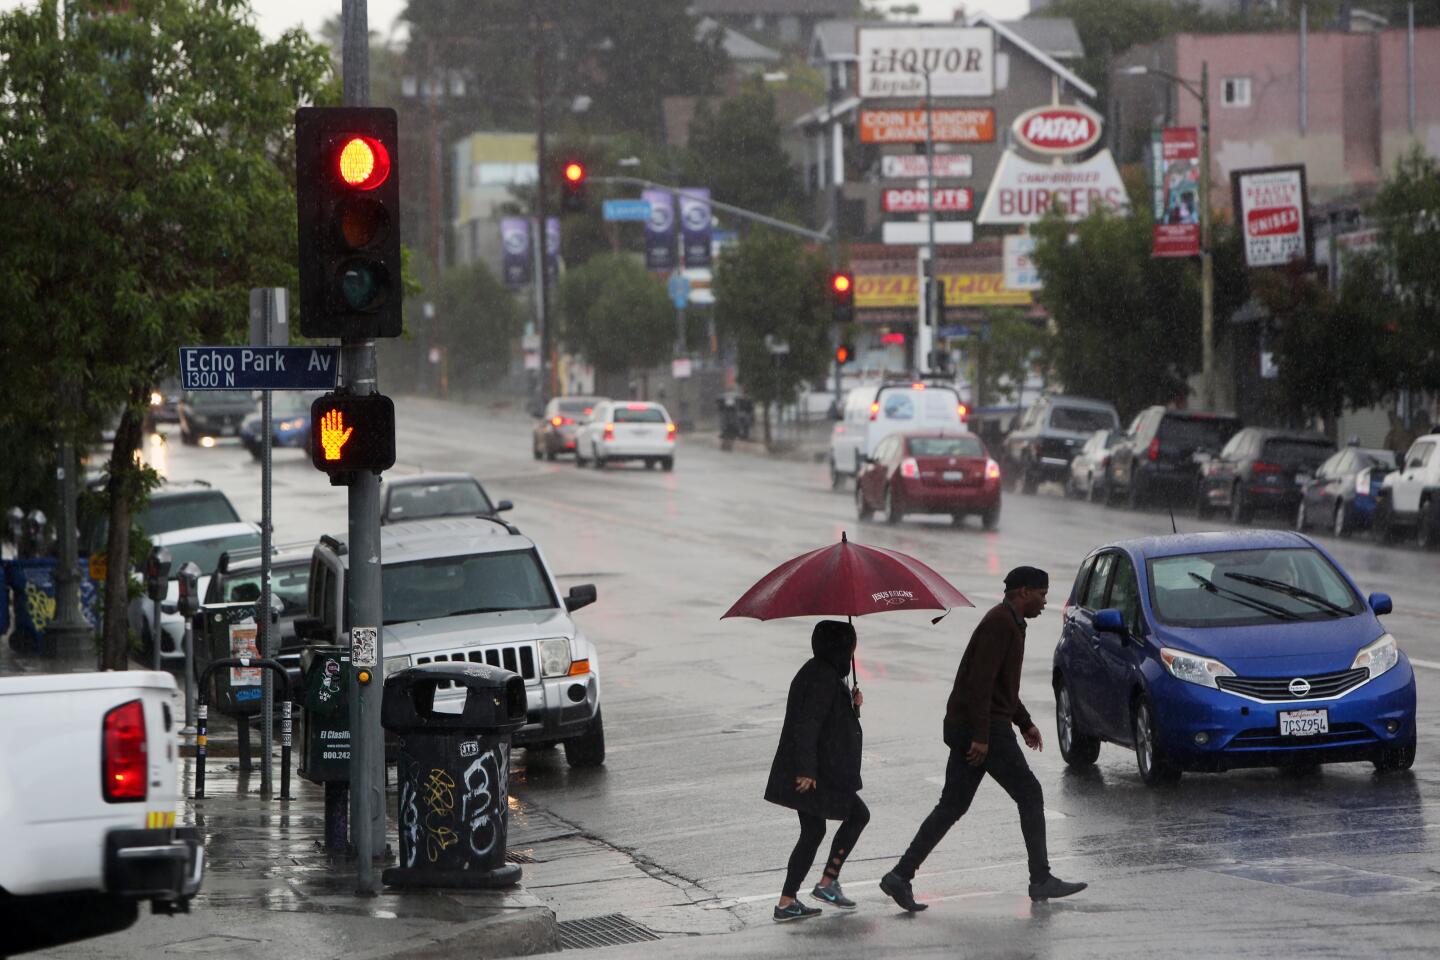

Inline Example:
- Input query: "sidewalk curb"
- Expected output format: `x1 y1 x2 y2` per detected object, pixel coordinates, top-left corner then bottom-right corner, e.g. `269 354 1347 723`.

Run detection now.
351 899 560 960
688 430 828 465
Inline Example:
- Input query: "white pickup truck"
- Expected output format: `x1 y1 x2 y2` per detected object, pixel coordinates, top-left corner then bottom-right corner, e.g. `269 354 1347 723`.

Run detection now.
0 671 203 956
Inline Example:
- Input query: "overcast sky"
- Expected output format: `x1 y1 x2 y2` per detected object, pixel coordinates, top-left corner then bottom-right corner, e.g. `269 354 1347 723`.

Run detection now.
0 1 1036 42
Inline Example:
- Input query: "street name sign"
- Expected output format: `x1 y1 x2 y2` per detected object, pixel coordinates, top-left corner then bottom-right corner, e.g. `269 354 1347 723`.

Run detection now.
179 346 340 390
603 198 652 222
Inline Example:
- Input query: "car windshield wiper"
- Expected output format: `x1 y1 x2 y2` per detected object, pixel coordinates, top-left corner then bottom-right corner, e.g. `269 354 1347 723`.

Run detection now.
1187 572 1300 621
444 606 515 617
1222 572 1349 618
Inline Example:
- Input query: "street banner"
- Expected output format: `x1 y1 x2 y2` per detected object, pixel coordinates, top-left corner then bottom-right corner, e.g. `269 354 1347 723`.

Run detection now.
679 187 712 269
643 188 675 271
545 216 561 280
977 149 1128 225
882 187 973 214
1151 127 1201 257
860 109 995 144
1003 235 1041 291
1232 165 1312 268
1011 104 1104 157
881 153 973 180
857 28 994 98
501 216 531 287
856 273 1031 308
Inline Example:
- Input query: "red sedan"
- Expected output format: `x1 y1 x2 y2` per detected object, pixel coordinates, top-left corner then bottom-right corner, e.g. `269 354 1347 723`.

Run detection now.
856 432 1002 529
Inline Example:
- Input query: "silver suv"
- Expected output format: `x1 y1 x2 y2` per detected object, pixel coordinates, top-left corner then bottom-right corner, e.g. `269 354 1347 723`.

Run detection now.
304 517 604 765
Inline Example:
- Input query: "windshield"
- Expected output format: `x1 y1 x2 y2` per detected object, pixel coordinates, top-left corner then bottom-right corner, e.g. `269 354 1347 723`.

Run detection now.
385 480 493 521
1049 406 1117 433
1158 416 1238 449
139 492 240 536
908 436 984 457
166 531 262 576
216 563 310 615
614 407 665 423
382 549 557 624
1262 438 1333 465
1148 548 1363 627
558 399 597 416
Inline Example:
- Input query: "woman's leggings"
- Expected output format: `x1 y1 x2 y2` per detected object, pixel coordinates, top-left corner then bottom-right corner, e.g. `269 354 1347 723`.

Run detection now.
782 796 871 898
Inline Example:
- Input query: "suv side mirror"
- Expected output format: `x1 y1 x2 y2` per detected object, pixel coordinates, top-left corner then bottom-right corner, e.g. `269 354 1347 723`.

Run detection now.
495 500 514 513
1368 592 1392 616
1094 608 1125 634
564 584 597 613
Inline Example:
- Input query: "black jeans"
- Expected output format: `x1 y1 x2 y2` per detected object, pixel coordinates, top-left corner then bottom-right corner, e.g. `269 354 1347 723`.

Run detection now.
895 721 1050 884
783 795 871 898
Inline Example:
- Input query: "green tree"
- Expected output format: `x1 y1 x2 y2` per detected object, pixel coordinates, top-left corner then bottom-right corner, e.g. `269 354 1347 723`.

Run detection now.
0 0 332 667
687 80 807 221
559 254 675 380
972 309 1053 407
712 232 831 444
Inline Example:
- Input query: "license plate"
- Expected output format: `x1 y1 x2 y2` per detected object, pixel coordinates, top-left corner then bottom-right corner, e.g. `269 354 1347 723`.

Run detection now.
1295 474 1311 487
1278 709 1329 737
943 470 964 482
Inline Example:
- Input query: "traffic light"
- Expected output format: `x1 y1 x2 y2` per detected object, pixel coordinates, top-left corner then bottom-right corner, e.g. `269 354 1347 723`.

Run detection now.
835 343 854 366
830 271 854 325
309 392 396 478
295 107 402 339
560 160 587 212
933 274 947 326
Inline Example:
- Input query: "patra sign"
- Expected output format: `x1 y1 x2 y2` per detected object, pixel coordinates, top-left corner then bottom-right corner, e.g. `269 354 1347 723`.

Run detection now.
1011 104 1104 157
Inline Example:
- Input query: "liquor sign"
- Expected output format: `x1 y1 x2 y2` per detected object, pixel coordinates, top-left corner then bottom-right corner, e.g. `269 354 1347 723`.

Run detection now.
1011 104 1103 157
1232 165 1312 268
860 109 995 144
881 154 973 180
977 150 1128 225
1003 234 1041 291
1151 127 1201 258
857 28 994 99
882 187 974 214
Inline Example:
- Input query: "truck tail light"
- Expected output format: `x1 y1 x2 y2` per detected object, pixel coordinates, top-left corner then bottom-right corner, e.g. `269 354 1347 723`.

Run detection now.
869 402 880 422
957 403 969 421
900 457 919 479
1148 438 1161 462
1356 469 1371 496
1252 461 1283 474
103 699 148 803
985 458 1001 480
666 422 677 442
603 423 615 442
551 416 563 426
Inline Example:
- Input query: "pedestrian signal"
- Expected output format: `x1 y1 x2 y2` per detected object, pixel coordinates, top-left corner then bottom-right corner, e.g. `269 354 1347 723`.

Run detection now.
836 344 854 366
309 392 396 478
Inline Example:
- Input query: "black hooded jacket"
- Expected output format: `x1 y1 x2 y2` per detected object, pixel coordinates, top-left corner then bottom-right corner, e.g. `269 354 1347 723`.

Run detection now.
763 621 863 820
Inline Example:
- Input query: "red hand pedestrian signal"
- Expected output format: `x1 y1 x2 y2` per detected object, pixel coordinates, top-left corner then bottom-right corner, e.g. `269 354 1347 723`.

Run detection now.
319 408 353 461
309 393 396 479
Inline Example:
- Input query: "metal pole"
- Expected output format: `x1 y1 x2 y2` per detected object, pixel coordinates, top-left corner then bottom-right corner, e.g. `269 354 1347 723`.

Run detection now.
924 67 936 375
1199 60 1215 411
1299 2 1308 137
1408 2 1416 134
827 60 843 411
259 324 274 803
193 702 208 800
342 0 384 895
151 593 162 671
534 8 552 406
48 421 94 664
280 699 293 802
182 619 195 733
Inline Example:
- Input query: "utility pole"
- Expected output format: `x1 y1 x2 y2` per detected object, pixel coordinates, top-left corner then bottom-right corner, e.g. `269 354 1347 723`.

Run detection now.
1199 60 1214 411
341 0 384 895
827 59 843 409
923 65 936 377
533 5 553 406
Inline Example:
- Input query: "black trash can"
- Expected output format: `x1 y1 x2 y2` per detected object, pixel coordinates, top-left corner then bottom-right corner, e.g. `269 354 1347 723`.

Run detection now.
380 662 528 889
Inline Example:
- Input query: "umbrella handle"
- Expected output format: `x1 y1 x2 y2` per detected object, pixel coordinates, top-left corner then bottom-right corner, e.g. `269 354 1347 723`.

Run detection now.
851 651 860 719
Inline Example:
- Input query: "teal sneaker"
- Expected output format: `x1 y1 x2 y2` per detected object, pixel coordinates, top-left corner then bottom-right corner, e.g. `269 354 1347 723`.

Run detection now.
811 881 856 909
773 900 823 922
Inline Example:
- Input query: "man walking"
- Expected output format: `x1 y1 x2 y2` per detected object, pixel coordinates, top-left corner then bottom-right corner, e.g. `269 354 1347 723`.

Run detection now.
879 566 1087 912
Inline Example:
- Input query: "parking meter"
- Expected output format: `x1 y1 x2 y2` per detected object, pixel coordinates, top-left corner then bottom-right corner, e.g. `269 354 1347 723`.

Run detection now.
175 561 202 618
144 546 173 603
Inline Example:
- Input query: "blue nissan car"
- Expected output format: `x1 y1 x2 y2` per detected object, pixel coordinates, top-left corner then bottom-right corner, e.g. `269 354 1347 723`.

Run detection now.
1053 530 1416 785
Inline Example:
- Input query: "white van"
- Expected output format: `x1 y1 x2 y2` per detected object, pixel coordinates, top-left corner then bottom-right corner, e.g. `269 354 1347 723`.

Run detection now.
829 381 969 488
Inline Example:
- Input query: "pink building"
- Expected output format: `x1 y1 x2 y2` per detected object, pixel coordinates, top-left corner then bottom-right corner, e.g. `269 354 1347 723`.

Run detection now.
1113 27 1440 205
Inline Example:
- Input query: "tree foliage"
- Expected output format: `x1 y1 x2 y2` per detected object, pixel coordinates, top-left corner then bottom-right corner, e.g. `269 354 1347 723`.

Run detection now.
559 254 675 377
0 0 332 666
686 80 807 221
973 309 1052 407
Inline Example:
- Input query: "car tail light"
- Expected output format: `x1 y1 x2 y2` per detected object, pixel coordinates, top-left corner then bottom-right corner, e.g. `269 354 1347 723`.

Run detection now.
900 457 919 479
1252 461 1283 474
1148 438 1160 461
625 403 648 410
985 458 1001 480
666 422 676 442
603 423 615 442
911 382 925 390
103 699 147 803
957 403 969 420
550 416 563 427
560 417 574 425
1356 469 1371 496
869 402 880 421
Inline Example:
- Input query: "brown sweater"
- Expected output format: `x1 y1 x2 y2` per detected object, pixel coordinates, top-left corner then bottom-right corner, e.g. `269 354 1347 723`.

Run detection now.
944 602 1033 743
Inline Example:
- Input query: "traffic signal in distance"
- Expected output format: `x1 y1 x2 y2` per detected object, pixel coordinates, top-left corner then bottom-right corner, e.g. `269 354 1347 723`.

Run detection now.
933 275 947 325
309 392 396 478
830 271 854 324
836 343 854 366
295 107 402 339
560 160 587 212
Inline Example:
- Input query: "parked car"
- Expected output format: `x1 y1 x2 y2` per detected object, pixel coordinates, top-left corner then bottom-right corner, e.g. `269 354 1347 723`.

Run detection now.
301 517 605 765
199 542 314 690
1052 530 1415 785
1065 429 1124 502
1003 395 1120 495
1375 432 1440 547
829 380 969 489
1196 428 1335 524
533 395 606 460
81 480 241 557
1106 407 1242 509
1296 446 1397 538
240 390 324 461
575 400 676 471
380 473 512 525
178 389 255 445
149 376 183 423
855 431 1001 529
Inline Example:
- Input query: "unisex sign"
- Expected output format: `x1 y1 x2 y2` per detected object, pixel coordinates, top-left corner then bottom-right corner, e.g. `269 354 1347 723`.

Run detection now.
860 109 995 144
881 154 973 180
882 187 974 213
858 28 994 98
179 346 339 390
977 150 1128 225
1232 165 1311 268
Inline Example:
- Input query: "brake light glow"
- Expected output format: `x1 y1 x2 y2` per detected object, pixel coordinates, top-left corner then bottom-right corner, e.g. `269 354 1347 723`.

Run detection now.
869 402 880 421
985 458 1001 480
103 699 147 803
666 422 677 442
603 423 615 442
900 457 920 479
1252 461 1283 474
911 382 925 390
625 403 648 410
957 403 969 420
551 416 563 426
1148 438 1161 461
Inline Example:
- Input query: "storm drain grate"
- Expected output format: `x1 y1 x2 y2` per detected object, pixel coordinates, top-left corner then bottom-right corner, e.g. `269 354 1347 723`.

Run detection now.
558 914 662 950
506 850 538 864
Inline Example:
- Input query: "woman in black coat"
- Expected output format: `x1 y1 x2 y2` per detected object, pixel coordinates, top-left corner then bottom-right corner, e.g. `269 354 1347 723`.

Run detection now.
764 620 868 921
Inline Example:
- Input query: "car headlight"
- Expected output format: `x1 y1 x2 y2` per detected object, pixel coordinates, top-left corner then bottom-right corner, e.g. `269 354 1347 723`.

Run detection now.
1352 633 1398 678
280 418 304 431
1160 647 1235 689
150 391 164 406
383 655 411 677
539 638 572 678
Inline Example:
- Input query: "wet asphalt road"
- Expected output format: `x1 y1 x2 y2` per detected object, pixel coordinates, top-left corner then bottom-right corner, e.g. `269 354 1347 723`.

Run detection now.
153 395 1440 959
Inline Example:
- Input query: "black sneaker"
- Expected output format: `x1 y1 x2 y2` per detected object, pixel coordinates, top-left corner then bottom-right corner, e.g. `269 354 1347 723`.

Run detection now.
811 880 856 909
1028 876 1088 902
773 900 823 922
879 871 928 912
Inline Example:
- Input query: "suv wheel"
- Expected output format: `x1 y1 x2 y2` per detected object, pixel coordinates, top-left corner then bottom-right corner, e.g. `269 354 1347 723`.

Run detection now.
564 709 606 767
1056 681 1100 768
1133 697 1181 786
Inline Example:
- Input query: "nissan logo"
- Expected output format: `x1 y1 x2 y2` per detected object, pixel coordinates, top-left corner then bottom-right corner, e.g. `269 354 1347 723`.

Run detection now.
1288 677 1312 698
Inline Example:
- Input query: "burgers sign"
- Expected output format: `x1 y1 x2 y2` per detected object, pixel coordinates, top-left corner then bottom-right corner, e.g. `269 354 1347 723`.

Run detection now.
1011 104 1103 157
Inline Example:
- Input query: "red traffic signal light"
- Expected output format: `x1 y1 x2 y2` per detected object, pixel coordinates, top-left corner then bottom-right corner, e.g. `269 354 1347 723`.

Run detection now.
835 344 854 366
830 271 854 323
831 272 853 299
563 161 585 184
561 159 587 212
309 392 396 479
295 107 402 339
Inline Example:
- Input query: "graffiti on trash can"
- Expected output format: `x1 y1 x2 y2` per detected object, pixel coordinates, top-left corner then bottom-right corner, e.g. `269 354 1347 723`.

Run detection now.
422 768 460 862
461 746 509 859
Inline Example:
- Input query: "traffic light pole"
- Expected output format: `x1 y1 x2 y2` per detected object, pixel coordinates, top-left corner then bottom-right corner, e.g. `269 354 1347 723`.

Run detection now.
533 8 553 406
341 0 385 896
